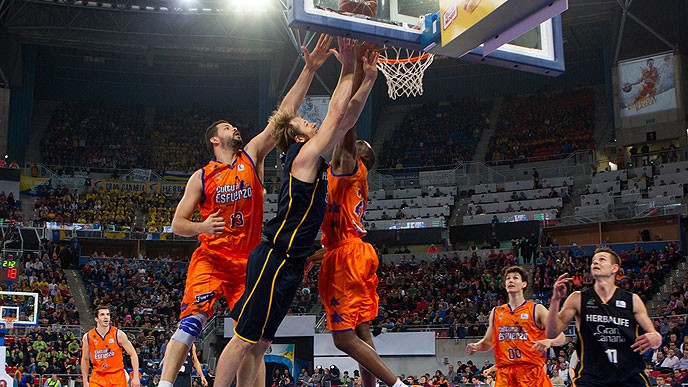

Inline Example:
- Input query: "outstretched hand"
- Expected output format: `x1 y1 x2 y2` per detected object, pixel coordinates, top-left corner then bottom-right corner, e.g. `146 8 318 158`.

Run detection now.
361 50 379 80
302 34 334 71
331 37 357 73
551 272 572 303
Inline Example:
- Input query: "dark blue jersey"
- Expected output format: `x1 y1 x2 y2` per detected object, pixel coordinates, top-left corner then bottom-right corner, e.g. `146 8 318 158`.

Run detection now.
263 142 328 260
573 287 645 385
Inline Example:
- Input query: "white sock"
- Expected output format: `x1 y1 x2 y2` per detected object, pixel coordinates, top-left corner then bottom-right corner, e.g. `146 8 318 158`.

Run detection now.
391 378 405 387
158 381 173 387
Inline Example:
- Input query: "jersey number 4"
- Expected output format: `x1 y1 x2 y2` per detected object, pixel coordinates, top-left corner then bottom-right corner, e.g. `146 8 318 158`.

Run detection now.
230 212 244 228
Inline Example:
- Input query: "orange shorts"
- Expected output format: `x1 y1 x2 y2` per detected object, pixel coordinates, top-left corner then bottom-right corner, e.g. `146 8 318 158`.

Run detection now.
90 370 127 387
179 247 248 319
318 239 379 331
495 364 552 387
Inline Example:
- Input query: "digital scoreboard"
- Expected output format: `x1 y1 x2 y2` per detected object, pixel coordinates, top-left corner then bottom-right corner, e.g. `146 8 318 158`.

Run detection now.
0 254 19 283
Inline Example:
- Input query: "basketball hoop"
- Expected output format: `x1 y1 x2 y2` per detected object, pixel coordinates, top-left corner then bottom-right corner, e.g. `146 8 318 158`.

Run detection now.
0 317 16 331
377 47 435 100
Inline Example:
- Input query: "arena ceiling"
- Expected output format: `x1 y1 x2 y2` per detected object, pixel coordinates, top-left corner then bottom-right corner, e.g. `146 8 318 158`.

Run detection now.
0 0 684 92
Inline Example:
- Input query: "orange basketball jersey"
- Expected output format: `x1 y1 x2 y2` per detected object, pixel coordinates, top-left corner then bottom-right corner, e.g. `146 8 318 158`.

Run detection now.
198 151 264 257
87 327 124 374
321 159 368 249
491 301 548 368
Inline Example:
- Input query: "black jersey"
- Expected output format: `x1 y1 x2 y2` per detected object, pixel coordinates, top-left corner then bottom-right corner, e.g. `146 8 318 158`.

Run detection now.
263 142 328 260
178 349 193 375
573 287 645 385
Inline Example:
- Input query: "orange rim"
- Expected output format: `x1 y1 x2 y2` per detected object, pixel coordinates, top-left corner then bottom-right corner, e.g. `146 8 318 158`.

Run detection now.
378 52 433 64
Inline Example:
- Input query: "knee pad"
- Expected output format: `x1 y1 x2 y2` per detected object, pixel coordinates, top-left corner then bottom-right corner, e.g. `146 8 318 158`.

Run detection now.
171 314 207 347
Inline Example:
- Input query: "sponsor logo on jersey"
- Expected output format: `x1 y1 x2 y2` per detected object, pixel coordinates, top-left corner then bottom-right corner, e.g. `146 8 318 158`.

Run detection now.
521 313 529 319
498 326 530 341
615 300 627 308
215 181 253 204
94 348 116 360
194 291 216 304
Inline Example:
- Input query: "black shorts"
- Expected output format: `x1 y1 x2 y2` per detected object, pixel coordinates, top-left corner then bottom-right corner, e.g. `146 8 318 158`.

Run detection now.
230 242 305 343
173 374 192 387
573 372 650 387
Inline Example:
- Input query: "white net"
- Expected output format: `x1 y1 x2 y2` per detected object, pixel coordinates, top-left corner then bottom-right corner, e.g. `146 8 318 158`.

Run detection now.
376 47 435 100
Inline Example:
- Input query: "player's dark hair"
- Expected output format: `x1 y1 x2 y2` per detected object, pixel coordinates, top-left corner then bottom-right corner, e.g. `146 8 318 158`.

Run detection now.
502 266 528 289
94 305 109 317
593 247 621 266
205 120 229 153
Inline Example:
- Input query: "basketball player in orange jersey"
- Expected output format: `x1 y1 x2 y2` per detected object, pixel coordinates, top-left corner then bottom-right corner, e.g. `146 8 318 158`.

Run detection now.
309 38 405 387
158 34 336 387
81 306 140 387
317 134 408 387
466 266 565 387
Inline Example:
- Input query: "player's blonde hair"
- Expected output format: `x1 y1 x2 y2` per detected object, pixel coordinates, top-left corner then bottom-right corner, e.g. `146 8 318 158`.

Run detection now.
269 109 302 153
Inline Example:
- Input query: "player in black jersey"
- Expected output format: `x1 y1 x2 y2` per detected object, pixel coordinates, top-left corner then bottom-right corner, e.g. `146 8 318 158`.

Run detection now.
173 343 207 387
213 37 379 387
545 247 661 387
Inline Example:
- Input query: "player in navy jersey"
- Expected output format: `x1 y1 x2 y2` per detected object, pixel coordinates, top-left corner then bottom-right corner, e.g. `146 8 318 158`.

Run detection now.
545 247 661 387
213 38 379 387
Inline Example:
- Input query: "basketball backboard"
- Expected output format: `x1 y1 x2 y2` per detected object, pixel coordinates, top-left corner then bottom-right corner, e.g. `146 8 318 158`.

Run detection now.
0 291 39 327
289 0 566 75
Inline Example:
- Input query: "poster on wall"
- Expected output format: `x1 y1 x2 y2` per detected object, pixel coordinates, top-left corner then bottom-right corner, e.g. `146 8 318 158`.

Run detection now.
618 53 676 117
298 96 330 129
265 344 295 380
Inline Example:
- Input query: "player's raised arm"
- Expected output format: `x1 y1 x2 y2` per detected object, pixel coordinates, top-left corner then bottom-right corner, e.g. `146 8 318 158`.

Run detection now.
291 37 356 180
117 329 141 387
630 293 662 354
80 333 91 387
245 34 334 164
171 169 225 237
466 308 495 354
337 50 378 133
545 273 578 339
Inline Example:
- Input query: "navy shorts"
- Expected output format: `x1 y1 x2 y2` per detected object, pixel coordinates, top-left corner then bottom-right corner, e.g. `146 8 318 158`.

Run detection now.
230 242 305 343
573 372 650 387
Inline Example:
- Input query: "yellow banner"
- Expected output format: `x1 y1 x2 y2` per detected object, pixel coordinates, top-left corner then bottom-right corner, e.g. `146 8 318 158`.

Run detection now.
92 180 186 194
440 0 507 47
20 175 49 193
104 231 127 239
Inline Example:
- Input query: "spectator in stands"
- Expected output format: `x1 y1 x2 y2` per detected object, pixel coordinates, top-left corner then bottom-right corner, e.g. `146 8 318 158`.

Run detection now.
655 374 670 387
19 371 36 387
44 374 61 387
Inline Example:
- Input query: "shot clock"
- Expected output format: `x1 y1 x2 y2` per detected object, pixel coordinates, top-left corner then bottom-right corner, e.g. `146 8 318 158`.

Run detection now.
0 254 19 284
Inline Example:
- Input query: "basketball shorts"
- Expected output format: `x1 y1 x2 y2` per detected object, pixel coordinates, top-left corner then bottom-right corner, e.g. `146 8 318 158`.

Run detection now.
173 374 192 387
90 370 127 387
231 242 305 343
318 239 379 331
572 372 651 387
179 247 248 319
495 364 552 387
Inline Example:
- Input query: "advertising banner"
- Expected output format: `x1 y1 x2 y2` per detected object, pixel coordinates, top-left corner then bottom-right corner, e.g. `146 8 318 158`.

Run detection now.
618 53 676 117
